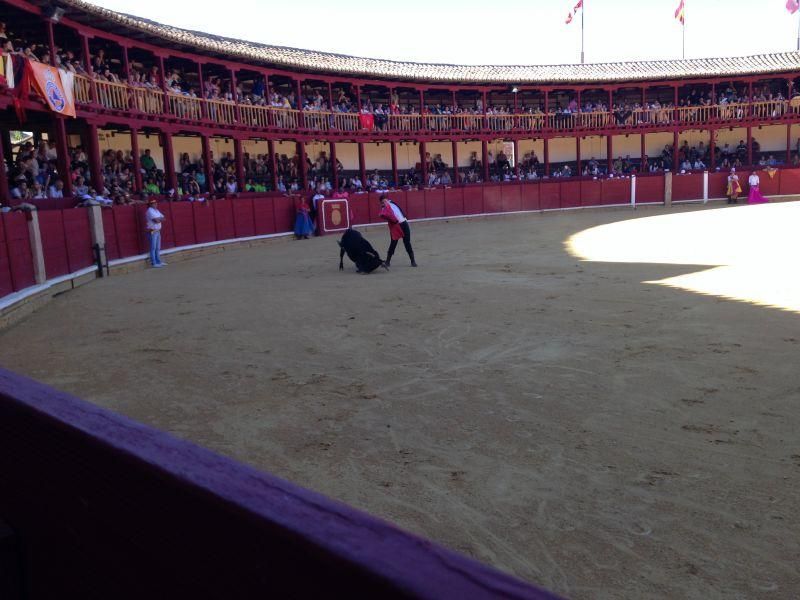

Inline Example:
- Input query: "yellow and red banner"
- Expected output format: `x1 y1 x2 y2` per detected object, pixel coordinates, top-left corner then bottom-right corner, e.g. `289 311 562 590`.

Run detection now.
674 0 685 24
27 61 76 117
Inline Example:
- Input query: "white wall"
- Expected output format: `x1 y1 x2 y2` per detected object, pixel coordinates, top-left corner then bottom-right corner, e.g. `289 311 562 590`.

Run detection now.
396 142 420 170
580 136 607 162
610 134 641 160
518 139 545 164
644 132 673 158
549 137 576 163
454 141 482 168
426 141 453 169
335 143 359 170
364 142 392 171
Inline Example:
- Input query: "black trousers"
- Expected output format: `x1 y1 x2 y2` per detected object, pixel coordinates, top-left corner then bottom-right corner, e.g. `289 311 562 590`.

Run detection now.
387 221 415 263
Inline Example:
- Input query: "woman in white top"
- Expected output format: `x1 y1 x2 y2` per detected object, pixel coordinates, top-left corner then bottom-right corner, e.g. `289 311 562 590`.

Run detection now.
747 171 767 204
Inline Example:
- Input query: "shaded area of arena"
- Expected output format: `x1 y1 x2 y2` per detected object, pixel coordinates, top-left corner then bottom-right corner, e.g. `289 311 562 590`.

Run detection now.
1 205 798 599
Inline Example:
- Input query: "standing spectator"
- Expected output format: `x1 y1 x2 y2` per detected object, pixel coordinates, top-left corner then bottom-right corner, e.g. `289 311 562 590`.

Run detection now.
145 197 166 267
379 194 417 268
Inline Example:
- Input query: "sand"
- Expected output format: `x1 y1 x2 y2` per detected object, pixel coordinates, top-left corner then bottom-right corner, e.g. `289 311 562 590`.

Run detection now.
1 204 798 599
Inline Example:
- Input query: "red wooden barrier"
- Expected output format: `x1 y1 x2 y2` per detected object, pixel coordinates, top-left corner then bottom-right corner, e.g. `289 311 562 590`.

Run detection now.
707 172 728 199
559 181 581 208
3 213 35 291
520 182 540 211
580 180 603 206
636 174 665 203
778 168 800 195
0 217 12 297
367 192 385 223
213 200 236 240
483 185 503 213
758 170 780 196
232 198 256 238
501 184 522 212
37 211 70 279
444 187 464 216
601 178 630 204
253 198 276 235
192 202 217 243
112 205 141 258
272 196 295 233
540 181 561 209
672 173 703 201
424 188 445 218
348 194 371 225
102 209 120 261
404 190 426 220
462 186 483 214
170 202 197 247
62 209 94 272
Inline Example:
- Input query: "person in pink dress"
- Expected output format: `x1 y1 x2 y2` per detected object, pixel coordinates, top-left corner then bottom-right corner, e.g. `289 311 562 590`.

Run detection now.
747 171 768 204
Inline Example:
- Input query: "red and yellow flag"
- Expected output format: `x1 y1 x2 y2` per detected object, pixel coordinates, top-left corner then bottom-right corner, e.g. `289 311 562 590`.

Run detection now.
674 0 685 24
27 61 76 118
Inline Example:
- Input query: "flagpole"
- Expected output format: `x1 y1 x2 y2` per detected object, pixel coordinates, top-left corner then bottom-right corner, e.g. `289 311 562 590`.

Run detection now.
682 1 686 59
796 7 799 51
581 0 585 64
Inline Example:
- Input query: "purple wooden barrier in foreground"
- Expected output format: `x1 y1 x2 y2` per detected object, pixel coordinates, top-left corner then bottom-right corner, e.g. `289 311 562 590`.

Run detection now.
0 368 558 600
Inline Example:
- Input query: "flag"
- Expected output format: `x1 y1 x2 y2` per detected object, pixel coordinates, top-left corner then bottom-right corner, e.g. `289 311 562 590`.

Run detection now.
675 0 685 24
566 0 581 24
27 60 76 117
787 0 799 14
574 0 583 11
566 11 574 24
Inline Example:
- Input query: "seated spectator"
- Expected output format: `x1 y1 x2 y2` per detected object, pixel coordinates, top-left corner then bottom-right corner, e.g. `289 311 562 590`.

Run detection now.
141 149 157 173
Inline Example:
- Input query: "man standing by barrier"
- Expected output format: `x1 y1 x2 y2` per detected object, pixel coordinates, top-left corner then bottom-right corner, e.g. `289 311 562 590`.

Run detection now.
379 195 417 267
145 197 167 268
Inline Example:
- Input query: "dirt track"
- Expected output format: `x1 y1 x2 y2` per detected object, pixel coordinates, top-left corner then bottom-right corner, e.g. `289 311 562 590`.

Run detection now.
1 204 798 599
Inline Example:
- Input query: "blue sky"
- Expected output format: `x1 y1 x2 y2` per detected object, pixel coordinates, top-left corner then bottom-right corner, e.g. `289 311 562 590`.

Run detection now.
86 0 800 65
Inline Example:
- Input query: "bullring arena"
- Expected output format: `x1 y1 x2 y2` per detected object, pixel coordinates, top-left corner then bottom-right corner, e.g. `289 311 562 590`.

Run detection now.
1 1 800 599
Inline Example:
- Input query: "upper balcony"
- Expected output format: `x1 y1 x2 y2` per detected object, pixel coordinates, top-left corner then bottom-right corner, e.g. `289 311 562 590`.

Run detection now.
72 75 800 139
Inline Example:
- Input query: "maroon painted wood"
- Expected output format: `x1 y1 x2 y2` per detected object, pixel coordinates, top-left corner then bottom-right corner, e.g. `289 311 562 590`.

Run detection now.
2 213 35 292
101 209 121 261
0 367 558 600
779 167 800 195
444 187 464 216
707 172 729 199
272 196 296 233
601 178 630 205
192 202 217 243
483 185 503 213
424 188 445 218
672 173 704 201
758 170 780 196
212 200 236 240
462 186 484 214
0 218 11 298
232 198 256 238
559 181 581 208
169 202 197 247
539 181 561 210
111 205 141 259
404 190 426 220
580 179 603 207
635 174 665 203
501 184 522 213
62 209 94 271
253 198 277 235
37 211 71 279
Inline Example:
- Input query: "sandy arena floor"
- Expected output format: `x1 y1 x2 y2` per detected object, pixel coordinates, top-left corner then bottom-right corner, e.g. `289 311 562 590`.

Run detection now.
1 203 799 599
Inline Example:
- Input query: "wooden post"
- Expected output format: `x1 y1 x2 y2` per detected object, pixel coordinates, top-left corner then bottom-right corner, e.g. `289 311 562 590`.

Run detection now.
786 124 791 166
267 139 278 191
130 127 143 192
54 117 73 197
543 137 550 177
298 141 308 191
197 63 207 120
709 129 716 170
232 69 242 125
45 19 56 65
672 130 679 172
358 142 366 187
419 141 427 185
607 135 613 174
575 137 581 176
86 123 104 193
329 141 338 193
295 79 304 128
81 34 97 105
390 141 398 187
452 140 460 185
162 131 178 192
159 55 170 114
640 133 646 172
514 139 521 179
482 140 489 181
0 132 10 203
234 137 246 191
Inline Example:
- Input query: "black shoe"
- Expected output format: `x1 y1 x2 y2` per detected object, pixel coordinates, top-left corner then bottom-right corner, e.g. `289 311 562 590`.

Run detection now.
385 259 391 267
411 261 418 267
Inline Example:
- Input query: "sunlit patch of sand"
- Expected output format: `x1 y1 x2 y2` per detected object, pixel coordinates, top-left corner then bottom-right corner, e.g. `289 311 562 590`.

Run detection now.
566 202 800 313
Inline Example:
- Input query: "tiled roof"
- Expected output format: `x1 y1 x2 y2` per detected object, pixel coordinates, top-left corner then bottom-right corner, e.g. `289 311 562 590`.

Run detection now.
63 0 800 84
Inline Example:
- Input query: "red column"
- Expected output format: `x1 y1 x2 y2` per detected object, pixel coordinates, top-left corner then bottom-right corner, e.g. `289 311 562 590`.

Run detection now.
329 141 338 193
202 135 215 194
786 124 791 166
232 69 242 124
709 129 716 170
267 139 278 191
419 89 426 131
390 141 398 187
234 137 245 192
130 127 143 192
543 137 550 177
672 130 679 171
481 140 490 181
298 141 309 191
673 85 679 124
81 34 97 105
543 90 549 131
327 82 334 109
295 79 304 128
54 117 73 197
197 63 208 119
747 127 754 167
452 140 460 185
0 132 10 203
162 131 178 192
356 85 362 112
748 80 754 118
86 122 104 193
575 137 581 176
419 141 427 186
45 19 56 65
607 135 613 174
358 142 366 187
122 45 130 80
514 139 521 179
159 55 170 114
640 133 646 171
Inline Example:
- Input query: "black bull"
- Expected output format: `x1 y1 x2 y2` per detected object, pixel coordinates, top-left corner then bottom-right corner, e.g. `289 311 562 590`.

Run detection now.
338 228 386 273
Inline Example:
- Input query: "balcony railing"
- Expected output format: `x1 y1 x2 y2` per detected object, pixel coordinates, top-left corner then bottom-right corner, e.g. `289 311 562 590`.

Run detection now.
68 75 800 137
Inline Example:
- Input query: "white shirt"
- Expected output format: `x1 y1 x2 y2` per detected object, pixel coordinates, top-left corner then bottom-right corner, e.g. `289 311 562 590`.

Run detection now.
388 201 406 224
748 174 759 187
146 206 164 231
